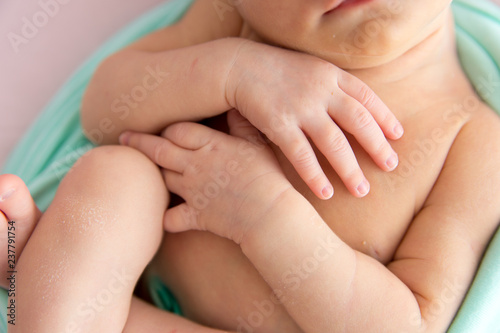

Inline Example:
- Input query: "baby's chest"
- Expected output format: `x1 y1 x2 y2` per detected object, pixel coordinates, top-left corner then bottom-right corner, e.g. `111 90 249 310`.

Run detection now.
274 117 461 264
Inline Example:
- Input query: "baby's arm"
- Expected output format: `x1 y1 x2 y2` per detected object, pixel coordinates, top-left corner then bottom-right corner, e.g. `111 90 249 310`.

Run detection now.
238 111 500 332
81 0 243 143
83 0 403 199
386 109 500 331
124 115 418 331
125 109 500 332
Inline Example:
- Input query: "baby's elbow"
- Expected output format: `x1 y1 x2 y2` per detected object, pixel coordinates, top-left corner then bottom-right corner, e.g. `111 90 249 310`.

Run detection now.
80 93 116 145
80 89 100 144
404 294 461 333
81 56 123 145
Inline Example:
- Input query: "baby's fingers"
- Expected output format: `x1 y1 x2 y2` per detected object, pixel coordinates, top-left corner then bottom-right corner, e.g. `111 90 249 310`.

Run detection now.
337 71 404 140
304 116 369 198
274 129 333 200
163 203 200 233
119 131 189 173
329 93 399 173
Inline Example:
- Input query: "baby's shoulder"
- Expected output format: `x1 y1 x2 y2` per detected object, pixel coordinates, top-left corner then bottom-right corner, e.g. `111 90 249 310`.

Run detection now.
457 102 500 154
177 0 244 43
126 0 243 52
428 101 500 220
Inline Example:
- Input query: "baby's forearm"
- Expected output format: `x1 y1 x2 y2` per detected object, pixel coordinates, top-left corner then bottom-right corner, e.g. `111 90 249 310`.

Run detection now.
81 38 247 144
240 189 421 333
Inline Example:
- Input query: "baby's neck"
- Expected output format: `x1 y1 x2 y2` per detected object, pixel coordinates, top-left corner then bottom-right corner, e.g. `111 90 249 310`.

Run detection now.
346 12 474 117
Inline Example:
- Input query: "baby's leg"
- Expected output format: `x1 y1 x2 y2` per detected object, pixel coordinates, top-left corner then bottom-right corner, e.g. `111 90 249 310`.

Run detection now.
12 146 168 332
150 232 303 333
0 174 41 289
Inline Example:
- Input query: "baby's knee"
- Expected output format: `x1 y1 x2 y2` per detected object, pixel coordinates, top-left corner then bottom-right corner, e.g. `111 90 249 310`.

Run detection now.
62 145 167 203
52 145 168 258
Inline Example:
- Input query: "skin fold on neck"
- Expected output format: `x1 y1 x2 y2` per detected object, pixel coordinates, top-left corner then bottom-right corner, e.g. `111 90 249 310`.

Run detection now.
347 10 475 117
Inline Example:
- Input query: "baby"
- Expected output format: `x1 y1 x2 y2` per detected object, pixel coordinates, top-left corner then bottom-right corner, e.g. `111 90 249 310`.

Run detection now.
3 0 500 332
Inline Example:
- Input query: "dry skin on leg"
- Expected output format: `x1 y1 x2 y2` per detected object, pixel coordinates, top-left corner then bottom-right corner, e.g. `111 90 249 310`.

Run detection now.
12 146 168 332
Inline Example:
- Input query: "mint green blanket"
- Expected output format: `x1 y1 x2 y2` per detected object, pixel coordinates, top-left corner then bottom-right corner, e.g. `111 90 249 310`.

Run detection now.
1 0 499 331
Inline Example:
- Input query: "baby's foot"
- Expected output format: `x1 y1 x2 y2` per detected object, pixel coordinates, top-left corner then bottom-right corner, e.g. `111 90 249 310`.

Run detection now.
0 174 41 289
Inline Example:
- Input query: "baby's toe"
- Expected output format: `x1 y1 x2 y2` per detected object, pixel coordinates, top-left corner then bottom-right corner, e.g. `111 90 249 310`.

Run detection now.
0 174 41 270
0 174 41 224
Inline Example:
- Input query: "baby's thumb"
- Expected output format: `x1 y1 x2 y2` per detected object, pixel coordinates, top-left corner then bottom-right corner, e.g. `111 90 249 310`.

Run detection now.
163 204 201 233
227 109 262 141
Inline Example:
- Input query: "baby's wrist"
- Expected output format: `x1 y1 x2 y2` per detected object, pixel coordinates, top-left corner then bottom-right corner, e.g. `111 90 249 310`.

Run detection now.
239 185 307 249
224 38 261 110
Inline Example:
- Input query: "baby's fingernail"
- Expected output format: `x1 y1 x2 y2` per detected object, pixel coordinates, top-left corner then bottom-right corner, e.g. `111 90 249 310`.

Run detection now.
0 188 15 202
119 132 131 145
321 185 334 199
385 152 399 171
355 179 370 197
393 122 404 138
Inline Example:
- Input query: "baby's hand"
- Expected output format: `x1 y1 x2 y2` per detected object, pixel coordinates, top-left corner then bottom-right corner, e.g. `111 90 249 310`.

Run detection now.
121 111 292 244
225 41 404 199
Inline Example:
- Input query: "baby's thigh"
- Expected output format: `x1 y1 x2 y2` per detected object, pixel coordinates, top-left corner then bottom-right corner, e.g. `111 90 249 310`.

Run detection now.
149 231 302 333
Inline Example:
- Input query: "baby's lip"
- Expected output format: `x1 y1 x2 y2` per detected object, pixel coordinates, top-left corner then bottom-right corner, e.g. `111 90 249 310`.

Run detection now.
325 0 373 14
324 0 345 14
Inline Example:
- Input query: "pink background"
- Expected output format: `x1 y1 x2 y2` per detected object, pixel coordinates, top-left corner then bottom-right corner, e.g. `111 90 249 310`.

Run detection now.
0 0 165 169
1 0 500 169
